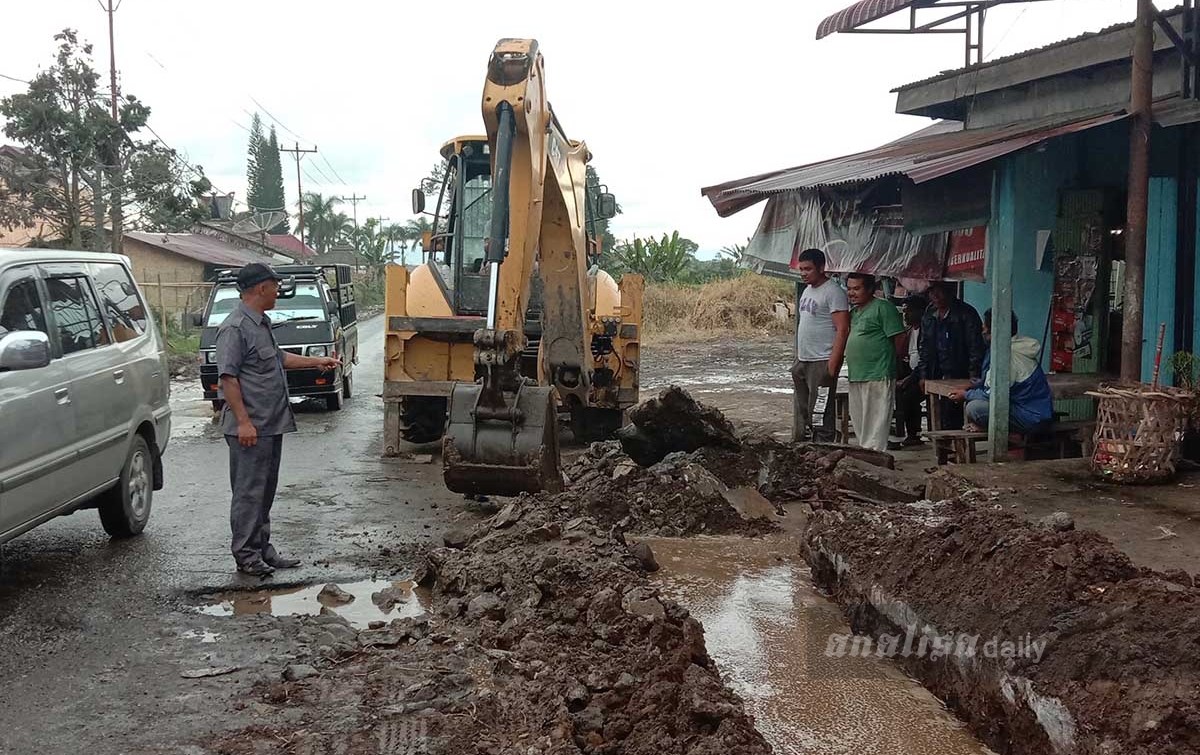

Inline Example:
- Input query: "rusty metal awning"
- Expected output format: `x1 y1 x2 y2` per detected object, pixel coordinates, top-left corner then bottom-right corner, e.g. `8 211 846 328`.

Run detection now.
701 108 1127 218
817 0 919 39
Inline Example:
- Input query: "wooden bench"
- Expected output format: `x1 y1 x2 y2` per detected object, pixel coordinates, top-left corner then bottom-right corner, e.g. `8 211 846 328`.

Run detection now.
926 421 1096 465
924 429 987 465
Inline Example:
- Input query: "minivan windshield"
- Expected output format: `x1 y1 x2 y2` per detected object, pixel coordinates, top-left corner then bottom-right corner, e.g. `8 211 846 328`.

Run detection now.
206 283 327 327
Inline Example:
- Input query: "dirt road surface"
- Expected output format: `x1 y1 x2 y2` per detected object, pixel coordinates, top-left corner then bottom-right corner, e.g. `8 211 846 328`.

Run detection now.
0 315 467 755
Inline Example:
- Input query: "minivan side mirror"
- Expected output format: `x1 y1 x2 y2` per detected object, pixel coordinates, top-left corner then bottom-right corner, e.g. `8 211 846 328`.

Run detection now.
0 330 52 372
191 313 204 328
412 188 426 215
597 192 617 220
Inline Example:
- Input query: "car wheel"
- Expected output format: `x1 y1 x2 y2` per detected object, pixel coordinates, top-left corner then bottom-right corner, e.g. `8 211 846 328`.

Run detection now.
325 387 344 411
343 372 353 399
99 435 153 538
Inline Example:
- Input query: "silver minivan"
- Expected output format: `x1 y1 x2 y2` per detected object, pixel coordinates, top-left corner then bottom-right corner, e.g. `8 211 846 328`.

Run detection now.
0 249 171 543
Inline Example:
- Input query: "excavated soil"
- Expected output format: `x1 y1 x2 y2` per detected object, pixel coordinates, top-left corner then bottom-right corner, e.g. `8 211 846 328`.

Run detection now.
215 508 771 755
804 498 1200 755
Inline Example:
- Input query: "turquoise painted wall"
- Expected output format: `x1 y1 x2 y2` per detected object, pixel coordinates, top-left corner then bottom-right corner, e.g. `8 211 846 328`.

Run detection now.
1143 178 1178 382
967 139 1079 369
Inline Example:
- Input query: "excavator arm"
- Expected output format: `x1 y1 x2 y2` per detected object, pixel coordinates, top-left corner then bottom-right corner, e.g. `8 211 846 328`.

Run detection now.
442 39 595 496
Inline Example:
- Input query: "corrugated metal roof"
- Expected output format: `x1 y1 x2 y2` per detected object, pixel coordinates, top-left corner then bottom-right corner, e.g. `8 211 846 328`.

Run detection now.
701 108 1126 218
817 0 917 40
124 232 276 267
893 6 1183 93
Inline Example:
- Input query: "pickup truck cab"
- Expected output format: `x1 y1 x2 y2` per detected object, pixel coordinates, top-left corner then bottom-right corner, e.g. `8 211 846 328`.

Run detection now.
196 264 358 411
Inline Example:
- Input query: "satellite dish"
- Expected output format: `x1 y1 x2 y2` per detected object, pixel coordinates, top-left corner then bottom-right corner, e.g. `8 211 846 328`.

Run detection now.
232 211 288 235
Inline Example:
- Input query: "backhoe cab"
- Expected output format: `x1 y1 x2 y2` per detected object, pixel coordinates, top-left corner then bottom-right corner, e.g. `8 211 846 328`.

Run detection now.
382 39 642 496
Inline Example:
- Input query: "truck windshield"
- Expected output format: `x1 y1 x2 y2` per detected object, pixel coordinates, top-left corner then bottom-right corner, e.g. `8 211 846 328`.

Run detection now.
206 283 327 326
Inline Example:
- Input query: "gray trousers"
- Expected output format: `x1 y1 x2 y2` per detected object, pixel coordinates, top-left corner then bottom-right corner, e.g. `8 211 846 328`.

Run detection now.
791 359 837 443
226 434 283 567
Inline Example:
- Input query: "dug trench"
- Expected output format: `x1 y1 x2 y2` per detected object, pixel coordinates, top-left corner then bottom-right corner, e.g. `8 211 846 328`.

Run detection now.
211 387 1199 754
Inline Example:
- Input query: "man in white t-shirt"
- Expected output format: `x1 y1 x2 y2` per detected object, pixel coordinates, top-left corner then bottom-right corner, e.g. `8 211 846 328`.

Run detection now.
790 248 850 442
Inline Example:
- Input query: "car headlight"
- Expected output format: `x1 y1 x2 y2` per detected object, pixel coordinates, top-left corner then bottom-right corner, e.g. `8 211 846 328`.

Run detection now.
306 345 329 357
204 351 216 364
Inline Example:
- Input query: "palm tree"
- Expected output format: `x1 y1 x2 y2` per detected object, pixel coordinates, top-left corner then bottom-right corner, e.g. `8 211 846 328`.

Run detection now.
298 192 341 252
329 212 355 247
403 217 433 263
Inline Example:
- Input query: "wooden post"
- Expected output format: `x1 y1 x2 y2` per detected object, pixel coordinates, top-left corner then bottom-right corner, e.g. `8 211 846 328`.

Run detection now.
988 161 1015 460
1122 0 1156 381
157 273 167 335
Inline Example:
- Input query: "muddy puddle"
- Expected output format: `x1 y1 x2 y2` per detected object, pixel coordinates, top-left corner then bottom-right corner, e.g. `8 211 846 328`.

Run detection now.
646 536 994 755
199 579 432 628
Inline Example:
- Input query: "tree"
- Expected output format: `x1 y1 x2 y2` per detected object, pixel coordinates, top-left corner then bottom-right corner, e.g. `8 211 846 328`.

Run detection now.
245 115 287 232
420 160 448 198
0 29 207 248
355 217 390 278
401 216 432 263
297 191 340 251
263 126 287 232
245 114 266 214
608 231 695 283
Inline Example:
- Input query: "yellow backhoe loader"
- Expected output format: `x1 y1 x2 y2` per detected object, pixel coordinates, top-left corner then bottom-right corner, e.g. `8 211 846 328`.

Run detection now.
383 38 643 496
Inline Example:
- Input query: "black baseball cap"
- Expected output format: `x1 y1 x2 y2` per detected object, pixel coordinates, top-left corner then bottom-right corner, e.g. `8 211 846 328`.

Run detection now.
237 263 283 291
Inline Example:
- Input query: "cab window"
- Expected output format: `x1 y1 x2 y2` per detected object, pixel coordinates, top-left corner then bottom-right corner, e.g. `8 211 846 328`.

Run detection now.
46 276 110 355
0 273 48 338
90 263 148 343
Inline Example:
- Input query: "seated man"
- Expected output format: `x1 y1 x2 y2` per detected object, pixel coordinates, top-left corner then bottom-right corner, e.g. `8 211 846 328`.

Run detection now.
949 309 1053 434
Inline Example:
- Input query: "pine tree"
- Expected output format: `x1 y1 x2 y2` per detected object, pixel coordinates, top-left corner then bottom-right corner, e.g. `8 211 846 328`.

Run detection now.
245 113 266 215
264 126 287 233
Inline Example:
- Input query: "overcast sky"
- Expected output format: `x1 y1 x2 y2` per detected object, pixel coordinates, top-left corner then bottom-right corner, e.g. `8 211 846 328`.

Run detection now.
3 0 1135 255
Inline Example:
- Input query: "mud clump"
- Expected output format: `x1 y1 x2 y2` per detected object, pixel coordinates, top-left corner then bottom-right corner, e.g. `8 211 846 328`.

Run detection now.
218 505 771 755
804 498 1200 755
615 386 741 466
554 442 778 537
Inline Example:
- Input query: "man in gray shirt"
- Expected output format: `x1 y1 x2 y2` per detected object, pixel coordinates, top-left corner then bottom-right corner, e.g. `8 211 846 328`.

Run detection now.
791 249 850 443
217 263 341 577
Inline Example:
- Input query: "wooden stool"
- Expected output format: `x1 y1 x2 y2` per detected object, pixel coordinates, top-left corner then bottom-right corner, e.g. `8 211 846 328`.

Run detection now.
923 429 987 465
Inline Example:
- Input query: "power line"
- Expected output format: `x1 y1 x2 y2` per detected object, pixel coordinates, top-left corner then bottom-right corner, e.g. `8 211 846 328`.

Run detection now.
250 96 310 143
308 161 335 185
0 72 30 84
319 153 349 186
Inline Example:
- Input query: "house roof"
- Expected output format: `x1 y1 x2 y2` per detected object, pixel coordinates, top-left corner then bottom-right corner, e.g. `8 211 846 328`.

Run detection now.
893 5 1183 94
267 233 317 260
701 107 1126 217
124 232 277 268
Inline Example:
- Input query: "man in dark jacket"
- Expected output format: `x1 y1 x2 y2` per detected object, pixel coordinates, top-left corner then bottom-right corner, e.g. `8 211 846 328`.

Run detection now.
915 281 986 430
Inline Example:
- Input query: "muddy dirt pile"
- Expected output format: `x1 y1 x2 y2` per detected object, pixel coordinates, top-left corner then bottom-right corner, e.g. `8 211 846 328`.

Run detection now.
217 505 772 755
615 386 741 467
804 497 1200 755
547 441 776 537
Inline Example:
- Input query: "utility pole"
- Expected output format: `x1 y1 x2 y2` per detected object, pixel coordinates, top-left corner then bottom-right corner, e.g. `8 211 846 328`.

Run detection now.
280 142 317 245
337 193 367 254
1121 0 1155 382
378 216 390 262
100 0 122 255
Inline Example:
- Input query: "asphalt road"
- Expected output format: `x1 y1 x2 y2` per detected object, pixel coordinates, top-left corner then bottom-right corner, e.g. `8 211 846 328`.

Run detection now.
0 314 466 754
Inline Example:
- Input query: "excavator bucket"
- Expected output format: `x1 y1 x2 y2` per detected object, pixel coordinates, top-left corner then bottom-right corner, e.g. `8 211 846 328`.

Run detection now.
443 382 563 497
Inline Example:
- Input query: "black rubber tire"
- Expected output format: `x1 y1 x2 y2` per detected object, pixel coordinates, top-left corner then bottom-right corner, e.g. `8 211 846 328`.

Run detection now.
99 435 153 538
343 372 353 399
325 387 344 411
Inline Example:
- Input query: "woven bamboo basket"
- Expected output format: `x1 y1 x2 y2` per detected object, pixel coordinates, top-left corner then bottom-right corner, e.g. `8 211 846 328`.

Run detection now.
1088 384 1195 484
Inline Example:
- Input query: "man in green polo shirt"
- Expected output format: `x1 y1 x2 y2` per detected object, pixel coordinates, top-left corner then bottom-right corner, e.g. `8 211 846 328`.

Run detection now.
845 274 907 452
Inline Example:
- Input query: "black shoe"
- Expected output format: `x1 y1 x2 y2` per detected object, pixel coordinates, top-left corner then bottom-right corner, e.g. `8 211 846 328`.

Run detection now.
265 555 301 569
901 436 925 447
237 560 275 577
